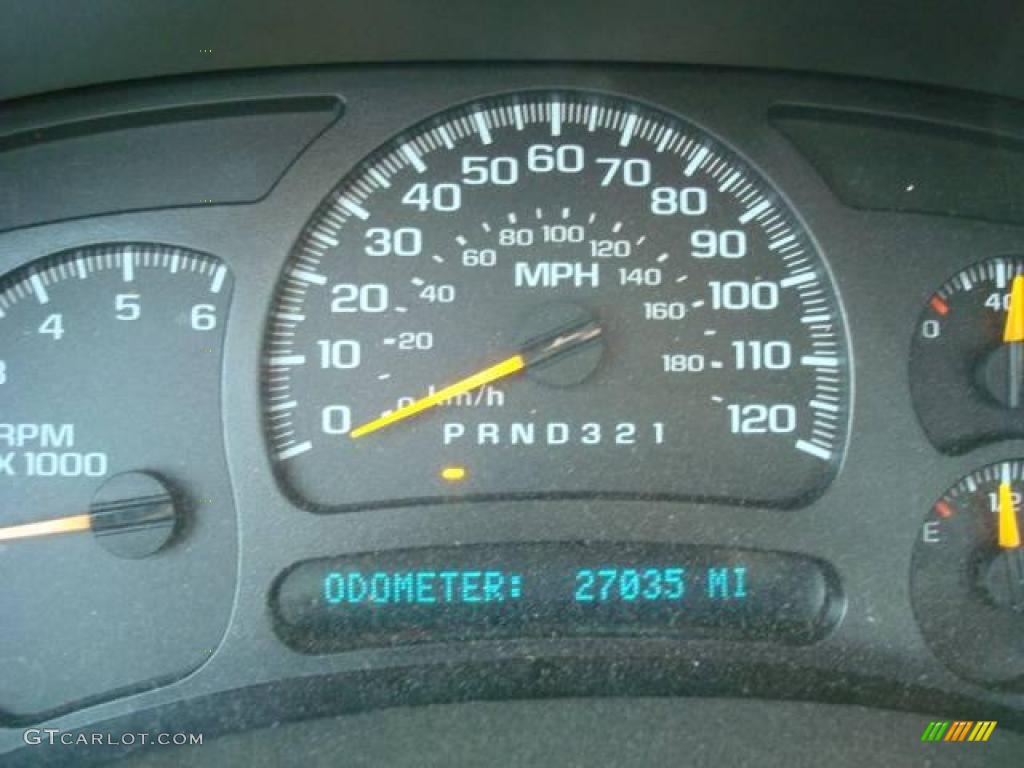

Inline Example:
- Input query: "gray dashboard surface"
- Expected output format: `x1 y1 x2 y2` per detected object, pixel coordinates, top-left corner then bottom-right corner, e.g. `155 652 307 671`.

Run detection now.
2 0 1024 103
0 96 341 232
118 698 1021 768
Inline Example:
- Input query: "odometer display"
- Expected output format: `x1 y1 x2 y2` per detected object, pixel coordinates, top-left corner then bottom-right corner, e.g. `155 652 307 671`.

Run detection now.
262 92 850 510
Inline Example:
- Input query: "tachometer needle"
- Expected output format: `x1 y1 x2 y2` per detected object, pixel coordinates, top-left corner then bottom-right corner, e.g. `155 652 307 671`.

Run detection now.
0 472 178 554
998 481 1021 550
0 513 92 543
350 316 603 439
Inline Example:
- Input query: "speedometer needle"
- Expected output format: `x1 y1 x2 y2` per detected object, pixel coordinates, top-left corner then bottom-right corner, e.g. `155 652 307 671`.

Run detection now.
350 354 527 439
349 316 603 439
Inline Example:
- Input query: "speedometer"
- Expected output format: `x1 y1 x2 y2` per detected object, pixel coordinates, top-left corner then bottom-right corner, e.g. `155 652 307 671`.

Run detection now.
262 92 850 510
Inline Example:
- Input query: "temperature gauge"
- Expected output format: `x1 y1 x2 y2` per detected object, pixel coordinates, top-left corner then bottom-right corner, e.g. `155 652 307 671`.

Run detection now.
911 461 1024 688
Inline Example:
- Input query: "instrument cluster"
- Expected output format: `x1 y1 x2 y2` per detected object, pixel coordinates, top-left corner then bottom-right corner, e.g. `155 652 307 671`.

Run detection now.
1 67 1023 748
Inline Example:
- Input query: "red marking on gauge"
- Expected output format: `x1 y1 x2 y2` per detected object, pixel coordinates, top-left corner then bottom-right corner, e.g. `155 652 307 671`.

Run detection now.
935 500 954 518
929 296 950 317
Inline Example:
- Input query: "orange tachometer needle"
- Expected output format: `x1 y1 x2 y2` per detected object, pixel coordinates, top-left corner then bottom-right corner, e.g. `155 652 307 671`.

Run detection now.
0 513 92 543
349 354 527 439
0 472 179 549
998 481 1021 550
1004 275 1024 343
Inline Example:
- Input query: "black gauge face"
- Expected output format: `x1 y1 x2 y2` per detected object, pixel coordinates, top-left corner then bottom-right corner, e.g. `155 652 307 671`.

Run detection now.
911 461 1024 688
0 244 236 719
262 92 851 511
910 256 1024 453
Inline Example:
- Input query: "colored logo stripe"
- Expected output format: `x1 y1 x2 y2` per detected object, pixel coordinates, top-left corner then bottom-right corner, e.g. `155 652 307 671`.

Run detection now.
922 721 997 742
945 721 973 741
969 721 997 742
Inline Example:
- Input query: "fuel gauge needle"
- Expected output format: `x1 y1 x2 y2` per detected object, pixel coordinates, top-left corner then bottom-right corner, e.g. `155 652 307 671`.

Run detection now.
998 481 1021 550
997 479 1024 612
350 315 603 439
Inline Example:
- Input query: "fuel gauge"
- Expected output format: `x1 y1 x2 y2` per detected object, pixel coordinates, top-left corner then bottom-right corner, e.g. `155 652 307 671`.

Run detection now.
911 461 1024 688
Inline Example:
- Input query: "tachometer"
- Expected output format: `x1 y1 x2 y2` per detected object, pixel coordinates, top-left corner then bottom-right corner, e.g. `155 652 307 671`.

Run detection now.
262 92 850 510
0 243 236 719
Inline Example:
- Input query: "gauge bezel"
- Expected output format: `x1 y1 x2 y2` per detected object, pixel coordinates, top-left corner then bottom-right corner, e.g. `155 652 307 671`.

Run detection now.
260 88 854 513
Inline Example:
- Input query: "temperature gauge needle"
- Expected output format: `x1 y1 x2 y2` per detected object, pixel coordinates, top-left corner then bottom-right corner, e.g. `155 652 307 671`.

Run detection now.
999 481 1021 550
350 316 603 439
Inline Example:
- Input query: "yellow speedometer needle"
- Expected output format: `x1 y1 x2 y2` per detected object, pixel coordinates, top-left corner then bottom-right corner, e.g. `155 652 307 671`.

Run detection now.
349 313 604 440
999 481 1021 550
350 355 527 439
1005 275 1024 343
0 513 92 543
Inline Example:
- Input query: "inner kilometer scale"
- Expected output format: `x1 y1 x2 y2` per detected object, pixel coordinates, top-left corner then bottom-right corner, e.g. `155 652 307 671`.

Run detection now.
262 91 851 510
